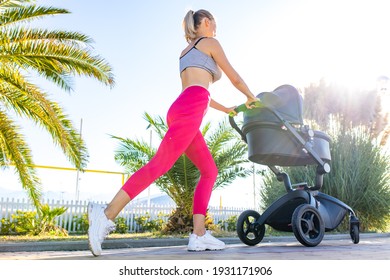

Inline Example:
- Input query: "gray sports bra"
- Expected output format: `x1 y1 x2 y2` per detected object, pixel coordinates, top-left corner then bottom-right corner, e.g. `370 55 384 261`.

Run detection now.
179 37 222 82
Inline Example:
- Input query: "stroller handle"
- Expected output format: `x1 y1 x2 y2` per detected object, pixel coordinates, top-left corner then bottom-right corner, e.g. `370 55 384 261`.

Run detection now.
228 100 263 142
228 92 284 140
228 100 263 117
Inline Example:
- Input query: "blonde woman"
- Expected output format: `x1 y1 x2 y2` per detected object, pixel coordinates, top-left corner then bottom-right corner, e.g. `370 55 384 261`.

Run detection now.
87 9 258 256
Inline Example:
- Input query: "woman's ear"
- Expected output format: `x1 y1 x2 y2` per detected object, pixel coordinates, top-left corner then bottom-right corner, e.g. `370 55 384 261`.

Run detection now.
203 17 210 27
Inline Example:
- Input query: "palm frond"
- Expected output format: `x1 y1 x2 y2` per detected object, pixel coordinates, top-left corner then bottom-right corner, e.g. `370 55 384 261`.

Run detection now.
0 108 42 207
0 66 88 169
0 27 114 90
207 119 237 154
0 27 94 49
0 3 70 27
0 0 33 10
111 135 154 172
215 166 251 189
200 121 211 135
143 112 167 140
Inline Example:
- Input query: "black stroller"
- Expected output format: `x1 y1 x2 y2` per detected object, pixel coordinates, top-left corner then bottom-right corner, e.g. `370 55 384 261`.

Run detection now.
229 84 360 247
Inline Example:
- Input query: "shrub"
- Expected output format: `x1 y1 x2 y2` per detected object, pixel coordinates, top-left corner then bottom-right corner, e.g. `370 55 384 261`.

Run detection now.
71 213 130 234
135 212 166 233
72 213 89 234
163 208 215 234
113 216 129 234
0 204 68 236
325 123 390 231
0 218 16 235
217 215 238 231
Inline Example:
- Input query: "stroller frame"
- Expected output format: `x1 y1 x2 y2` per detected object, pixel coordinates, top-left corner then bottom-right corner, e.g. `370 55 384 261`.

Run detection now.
229 89 360 247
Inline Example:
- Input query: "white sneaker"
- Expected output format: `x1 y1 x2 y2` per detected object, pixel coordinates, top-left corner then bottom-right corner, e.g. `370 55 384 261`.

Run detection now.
187 231 226 251
87 202 116 256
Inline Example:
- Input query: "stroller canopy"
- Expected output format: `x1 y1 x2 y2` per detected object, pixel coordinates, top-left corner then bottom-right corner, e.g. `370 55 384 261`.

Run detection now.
244 84 304 126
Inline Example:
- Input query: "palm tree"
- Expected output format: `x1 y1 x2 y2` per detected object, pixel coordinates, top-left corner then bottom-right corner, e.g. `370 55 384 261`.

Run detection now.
113 113 252 233
0 0 114 209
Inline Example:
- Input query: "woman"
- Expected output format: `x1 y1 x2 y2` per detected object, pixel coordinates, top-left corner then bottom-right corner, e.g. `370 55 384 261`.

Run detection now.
87 9 259 256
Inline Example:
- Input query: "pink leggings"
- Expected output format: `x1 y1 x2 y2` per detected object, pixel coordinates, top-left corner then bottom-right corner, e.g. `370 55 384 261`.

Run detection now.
122 86 218 215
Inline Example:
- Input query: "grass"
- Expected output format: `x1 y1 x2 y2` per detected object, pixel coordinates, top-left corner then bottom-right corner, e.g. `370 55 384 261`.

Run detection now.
0 232 180 243
0 230 239 243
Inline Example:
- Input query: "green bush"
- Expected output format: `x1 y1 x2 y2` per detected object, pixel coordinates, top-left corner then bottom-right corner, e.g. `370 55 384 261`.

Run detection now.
113 216 129 234
71 213 89 234
12 210 38 235
0 204 68 236
217 215 238 231
38 204 68 235
325 123 390 231
134 212 166 232
71 213 129 234
0 218 14 235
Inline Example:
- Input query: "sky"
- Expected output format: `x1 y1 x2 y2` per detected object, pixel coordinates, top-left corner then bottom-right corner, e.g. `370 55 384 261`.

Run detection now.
1 0 390 207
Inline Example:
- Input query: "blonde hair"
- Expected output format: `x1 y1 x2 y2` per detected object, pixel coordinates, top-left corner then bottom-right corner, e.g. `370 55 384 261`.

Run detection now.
183 9 214 43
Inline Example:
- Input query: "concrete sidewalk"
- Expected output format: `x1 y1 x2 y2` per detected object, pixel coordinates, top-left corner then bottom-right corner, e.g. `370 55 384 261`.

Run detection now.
0 233 389 260
1 235 240 252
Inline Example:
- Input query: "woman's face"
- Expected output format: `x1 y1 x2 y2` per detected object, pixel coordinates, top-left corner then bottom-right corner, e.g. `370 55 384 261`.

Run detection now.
210 19 217 37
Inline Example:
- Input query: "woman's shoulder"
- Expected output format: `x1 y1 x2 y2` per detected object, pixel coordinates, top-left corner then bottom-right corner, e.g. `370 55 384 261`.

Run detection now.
202 37 220 44
199 37 222 51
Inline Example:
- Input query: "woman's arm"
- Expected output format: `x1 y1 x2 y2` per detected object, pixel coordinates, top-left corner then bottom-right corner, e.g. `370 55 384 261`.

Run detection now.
208 38 259 108
210 98 237 115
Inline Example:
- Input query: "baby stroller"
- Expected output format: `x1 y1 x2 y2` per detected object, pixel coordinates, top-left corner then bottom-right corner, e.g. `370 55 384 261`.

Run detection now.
229 84 360 247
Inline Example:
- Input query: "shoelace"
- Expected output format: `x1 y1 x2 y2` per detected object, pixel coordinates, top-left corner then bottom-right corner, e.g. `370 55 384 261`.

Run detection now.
98 219 116 242
103 223 116 238
98 226 115 243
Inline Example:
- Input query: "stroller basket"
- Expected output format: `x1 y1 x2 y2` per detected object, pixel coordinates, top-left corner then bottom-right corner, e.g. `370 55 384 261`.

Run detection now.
243 123 331 166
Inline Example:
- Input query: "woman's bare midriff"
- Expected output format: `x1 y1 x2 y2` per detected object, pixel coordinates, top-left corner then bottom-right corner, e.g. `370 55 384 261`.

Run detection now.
181 67 213 91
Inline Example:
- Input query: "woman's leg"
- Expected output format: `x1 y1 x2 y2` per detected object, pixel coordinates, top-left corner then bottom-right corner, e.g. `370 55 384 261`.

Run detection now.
184 131 218 236
89 86 210 256
104 189 131 220
185 131 225 251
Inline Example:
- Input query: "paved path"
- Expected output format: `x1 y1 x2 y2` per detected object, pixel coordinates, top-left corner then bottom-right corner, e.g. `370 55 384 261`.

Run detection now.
1 234 389 280
1 233 389 260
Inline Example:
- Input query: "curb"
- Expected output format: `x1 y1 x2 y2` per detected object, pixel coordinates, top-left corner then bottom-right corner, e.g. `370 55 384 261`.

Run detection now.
0 233 389 253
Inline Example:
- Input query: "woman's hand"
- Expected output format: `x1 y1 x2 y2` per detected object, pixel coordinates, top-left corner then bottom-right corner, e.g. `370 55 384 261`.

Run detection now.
225 106 237 116
245 97 261 109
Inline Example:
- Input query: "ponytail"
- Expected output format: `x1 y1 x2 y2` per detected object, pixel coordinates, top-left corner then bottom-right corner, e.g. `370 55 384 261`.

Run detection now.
183 10 196 43
183 9 214 43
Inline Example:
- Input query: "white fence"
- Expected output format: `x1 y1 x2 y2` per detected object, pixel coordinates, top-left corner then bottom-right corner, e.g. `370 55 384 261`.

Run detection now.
0 197 252 233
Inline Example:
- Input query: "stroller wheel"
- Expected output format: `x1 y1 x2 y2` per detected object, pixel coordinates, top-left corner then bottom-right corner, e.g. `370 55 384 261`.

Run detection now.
349 216 360 244
292 204 325 247
237 210 265 246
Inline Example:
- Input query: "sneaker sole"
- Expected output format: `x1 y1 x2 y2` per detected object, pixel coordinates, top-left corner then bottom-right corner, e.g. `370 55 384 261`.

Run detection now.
187 246 226 252
87 203 101 257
